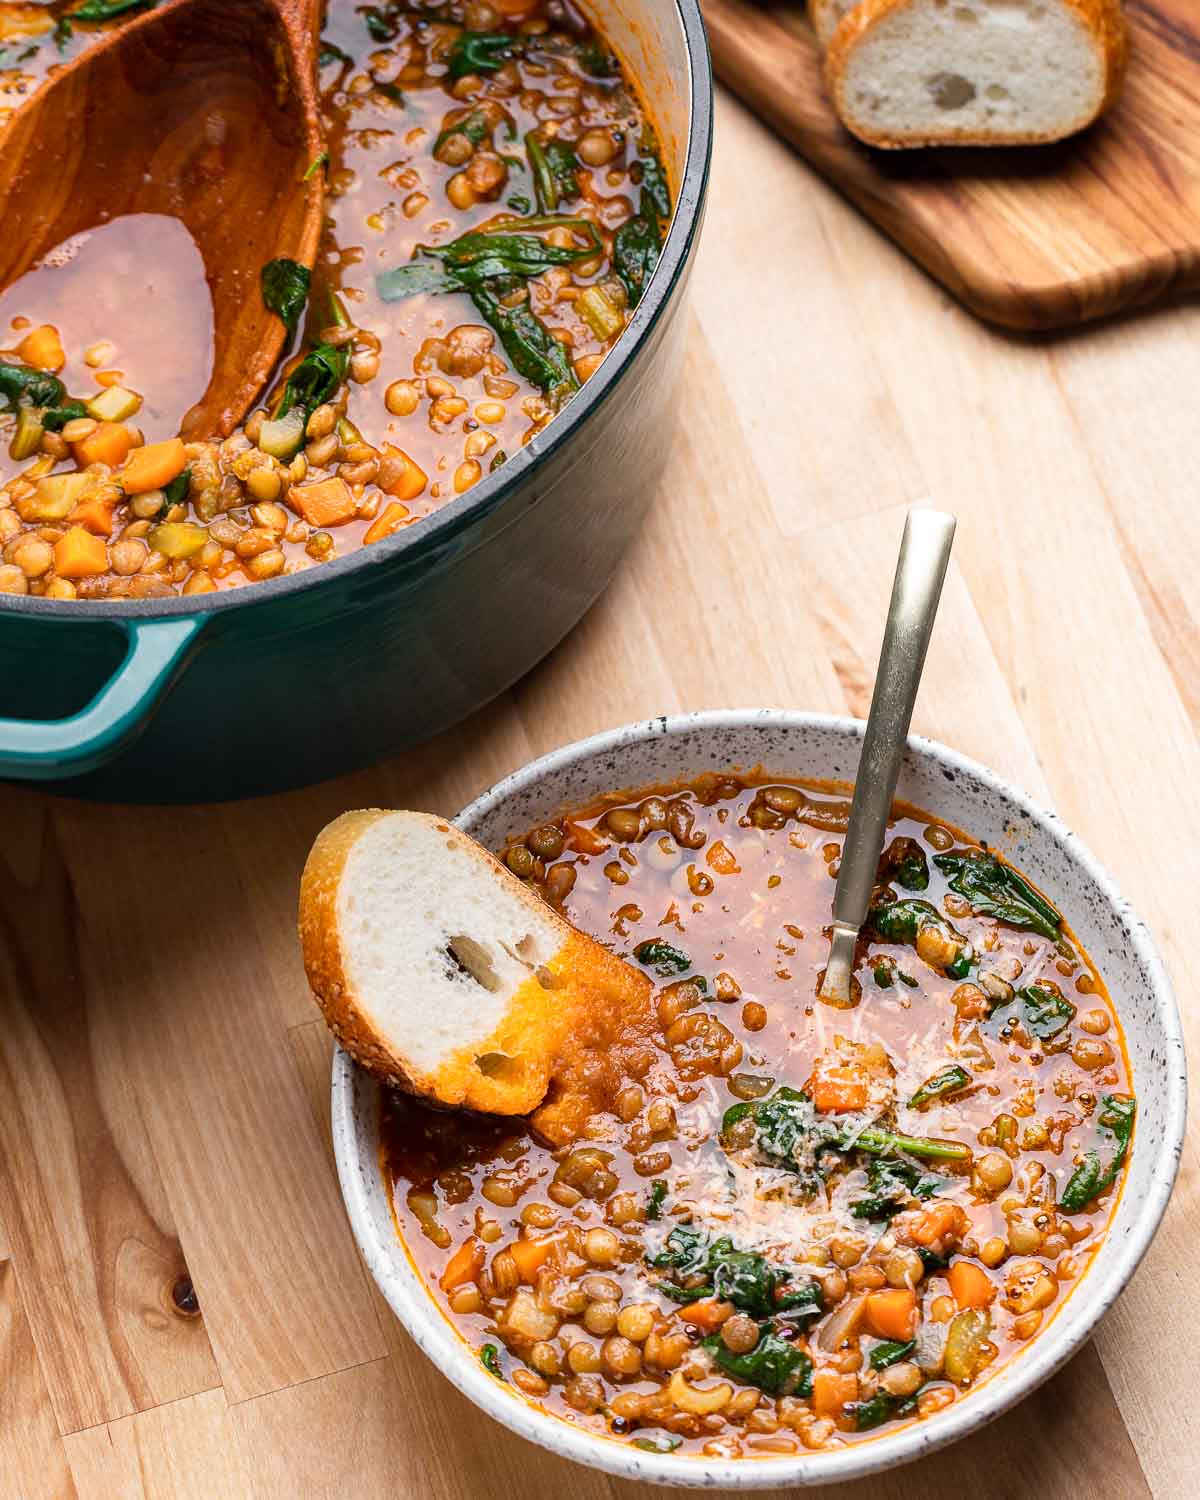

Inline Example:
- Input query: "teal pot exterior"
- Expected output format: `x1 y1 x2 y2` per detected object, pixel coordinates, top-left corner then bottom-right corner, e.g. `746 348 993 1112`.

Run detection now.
0 0 711 803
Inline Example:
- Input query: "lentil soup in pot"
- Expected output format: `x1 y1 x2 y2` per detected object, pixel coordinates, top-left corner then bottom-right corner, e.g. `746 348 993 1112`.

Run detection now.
382 773 1134 1462
0 0 671 599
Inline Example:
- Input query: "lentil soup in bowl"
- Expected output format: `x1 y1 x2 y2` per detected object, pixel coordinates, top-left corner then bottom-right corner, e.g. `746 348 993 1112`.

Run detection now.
331 711 1185 1486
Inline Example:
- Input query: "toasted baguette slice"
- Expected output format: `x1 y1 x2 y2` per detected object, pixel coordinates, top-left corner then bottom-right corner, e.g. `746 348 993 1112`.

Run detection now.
825 0 1128 149
811 0 859 47
299 809 650 1117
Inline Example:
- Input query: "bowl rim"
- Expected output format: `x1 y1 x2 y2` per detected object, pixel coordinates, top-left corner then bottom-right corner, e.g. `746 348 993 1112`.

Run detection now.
0 0 713 626
330 708 1187 1489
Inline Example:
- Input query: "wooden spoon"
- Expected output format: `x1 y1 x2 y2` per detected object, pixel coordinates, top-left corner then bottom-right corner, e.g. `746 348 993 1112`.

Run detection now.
0 0 325 440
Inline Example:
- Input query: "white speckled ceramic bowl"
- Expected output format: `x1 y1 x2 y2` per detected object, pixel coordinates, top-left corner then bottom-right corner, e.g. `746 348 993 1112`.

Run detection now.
331 711 1186 1488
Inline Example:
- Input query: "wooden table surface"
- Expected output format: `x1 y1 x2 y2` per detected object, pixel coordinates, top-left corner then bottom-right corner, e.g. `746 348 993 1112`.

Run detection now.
2 88 1197 1500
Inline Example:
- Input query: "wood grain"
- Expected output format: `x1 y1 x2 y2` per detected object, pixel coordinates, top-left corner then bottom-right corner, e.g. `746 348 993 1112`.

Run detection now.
0 1261 78 1500
1 53 1198 1500
701 0 1200 329
0 0 324 438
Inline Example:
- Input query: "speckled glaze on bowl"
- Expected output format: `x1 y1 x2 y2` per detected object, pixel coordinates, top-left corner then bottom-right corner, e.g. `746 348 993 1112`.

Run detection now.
331 710 1186 1489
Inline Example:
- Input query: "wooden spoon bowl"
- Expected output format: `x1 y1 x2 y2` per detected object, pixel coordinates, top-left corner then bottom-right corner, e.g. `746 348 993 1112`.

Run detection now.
0 0 324 439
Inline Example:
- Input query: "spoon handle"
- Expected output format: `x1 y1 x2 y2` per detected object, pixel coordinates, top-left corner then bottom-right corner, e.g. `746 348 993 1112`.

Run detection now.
822 506 956 999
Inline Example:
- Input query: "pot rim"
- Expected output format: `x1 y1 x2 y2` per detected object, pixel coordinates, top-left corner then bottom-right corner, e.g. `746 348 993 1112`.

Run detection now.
0 0 713 624
330 708 1187 1489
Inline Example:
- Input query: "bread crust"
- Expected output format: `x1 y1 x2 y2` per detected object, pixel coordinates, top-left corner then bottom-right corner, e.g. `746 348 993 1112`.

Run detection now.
810 0 858 48
298 809 651 1118
824 0 1129 149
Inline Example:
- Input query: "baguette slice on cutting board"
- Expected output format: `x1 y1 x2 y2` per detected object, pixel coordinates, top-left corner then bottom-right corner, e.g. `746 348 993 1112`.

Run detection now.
824 0 1129 149
811 0 858 46
299 809 651 1116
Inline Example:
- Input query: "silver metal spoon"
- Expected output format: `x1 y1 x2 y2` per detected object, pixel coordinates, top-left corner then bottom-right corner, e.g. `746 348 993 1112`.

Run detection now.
819 506 957 1005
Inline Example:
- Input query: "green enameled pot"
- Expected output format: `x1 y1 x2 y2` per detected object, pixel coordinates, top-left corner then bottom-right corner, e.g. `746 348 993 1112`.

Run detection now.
0 0 711 802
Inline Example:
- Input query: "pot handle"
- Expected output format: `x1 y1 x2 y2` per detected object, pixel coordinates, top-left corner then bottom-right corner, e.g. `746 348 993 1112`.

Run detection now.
0 616 205 781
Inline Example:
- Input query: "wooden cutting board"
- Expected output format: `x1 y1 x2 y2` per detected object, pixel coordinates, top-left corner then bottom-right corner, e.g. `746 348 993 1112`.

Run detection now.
702 0 1200 329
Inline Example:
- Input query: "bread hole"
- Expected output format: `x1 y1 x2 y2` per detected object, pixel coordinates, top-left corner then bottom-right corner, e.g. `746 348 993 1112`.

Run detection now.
446 935 501 992
953 6 980 21
985 84 1011 101
516 933 542 964
476 1051 526 1080
927 72 977 110
535 965 560 989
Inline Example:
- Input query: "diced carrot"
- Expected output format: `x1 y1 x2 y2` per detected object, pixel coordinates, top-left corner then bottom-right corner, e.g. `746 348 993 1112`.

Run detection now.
947 1260 996 1310
864 1288 918 1342
378 443 428 503
811 1062 870 1114
909 1202 968 1249
288 476 357 528
509 1234 560 1284
677 1299 735 1334
120 438 187 495
17 324 65 373
95 369 126 389
811 1369 858 1419
53 526 108 579
67 495 118 537
74 421 134 470
439 1237 484 1293
563 819 609 855
363 501 410 545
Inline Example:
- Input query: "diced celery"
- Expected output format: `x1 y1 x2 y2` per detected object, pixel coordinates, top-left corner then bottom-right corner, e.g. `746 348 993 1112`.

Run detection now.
86 385 143 423
17 471 90 522
258 408 306 460
10 406 45 461
148 521 209 559
576 283 624 342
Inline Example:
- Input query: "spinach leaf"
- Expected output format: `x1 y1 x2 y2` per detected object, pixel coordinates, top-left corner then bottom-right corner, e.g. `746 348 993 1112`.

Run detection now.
447 31 520 79
852 1390 919 1431
869 1339 916 1370
1060 1094 1135 1213
319 42 352 67
376 217 597 401
722 1085 819 1182
646 1180 667 1220
873 959 895 989
0 363 66 412
649 1227 821 1321
162 467 191 509
933 849 1062 942
378 216 601 300
526 131 580 212
433 106 491 159
1019 984 1076 1041
261 258 311 331
41 401 88 432
908 1065 971 1110
469 282 578 405
303 151 330 181
870 898 973 978
633 939 691 975
775 1278 824 1327
633 1434 681 1453
575 37 619 76
613 215 659 310
275 343 348 420
851 1157 941 1221
648 1223 709 1278
881 836 930 892
613 147 670 308
479 1343 504 1379
705 1330 813 1396
362 7 395 42
70 0 157 20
